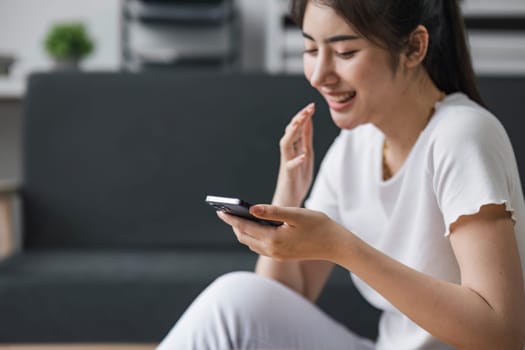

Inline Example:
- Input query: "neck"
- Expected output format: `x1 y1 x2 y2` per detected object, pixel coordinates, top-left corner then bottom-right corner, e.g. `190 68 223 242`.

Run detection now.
379 71 444 179
383 74 443 149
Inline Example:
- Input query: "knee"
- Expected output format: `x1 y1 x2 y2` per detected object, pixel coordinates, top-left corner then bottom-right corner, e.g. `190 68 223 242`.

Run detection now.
213 271 257 287
203 271 292 318
200 271 260 309
156 272 260 349
212 271 262 290
157 272 302 350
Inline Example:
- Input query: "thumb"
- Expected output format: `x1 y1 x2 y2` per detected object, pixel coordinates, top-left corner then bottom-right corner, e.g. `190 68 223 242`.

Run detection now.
250 205 301 224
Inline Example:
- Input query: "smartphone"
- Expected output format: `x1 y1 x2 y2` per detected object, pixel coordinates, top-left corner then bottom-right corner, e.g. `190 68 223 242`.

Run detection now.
205 195 283 227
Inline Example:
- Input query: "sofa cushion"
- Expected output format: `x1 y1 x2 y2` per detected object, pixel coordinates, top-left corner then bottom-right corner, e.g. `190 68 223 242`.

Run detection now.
0 249 379 342
0 249 257 342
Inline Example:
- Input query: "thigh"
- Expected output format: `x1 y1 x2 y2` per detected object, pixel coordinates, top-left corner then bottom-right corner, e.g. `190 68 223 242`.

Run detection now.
157 271 375 350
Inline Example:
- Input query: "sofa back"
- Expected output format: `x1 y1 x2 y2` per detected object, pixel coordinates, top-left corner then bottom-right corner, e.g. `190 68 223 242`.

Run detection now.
22 73 525 249
477 77 525 179
22 72 338 249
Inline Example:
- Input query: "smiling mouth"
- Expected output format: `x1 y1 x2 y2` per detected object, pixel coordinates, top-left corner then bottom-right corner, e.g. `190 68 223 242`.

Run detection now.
327 91 356 104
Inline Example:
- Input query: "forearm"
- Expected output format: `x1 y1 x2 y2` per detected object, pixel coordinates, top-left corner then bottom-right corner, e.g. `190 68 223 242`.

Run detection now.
254 191 304 295
253 189 308 296
255 256 304 294
257 102 315 297
272 176 304 209
335 233 524 349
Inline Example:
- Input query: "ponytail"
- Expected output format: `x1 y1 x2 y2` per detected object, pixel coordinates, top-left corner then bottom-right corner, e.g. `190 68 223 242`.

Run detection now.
423 0 484 106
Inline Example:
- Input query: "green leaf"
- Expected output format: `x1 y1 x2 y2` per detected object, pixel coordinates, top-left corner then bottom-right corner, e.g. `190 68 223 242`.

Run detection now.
44 22 94 60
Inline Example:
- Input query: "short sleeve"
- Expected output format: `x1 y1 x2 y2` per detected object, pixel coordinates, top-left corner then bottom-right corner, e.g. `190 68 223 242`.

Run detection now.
304 134 344 224
432 107 518 236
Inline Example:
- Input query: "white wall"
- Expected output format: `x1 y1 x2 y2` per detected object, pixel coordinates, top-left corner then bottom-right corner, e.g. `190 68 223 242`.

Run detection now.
0 0 121 79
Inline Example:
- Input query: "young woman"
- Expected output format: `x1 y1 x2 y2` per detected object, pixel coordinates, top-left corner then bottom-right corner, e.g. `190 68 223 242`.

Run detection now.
158 0 525 349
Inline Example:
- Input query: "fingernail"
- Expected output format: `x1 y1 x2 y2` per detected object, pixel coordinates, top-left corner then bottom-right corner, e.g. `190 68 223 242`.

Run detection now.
251 205 264 216
306 103 315 112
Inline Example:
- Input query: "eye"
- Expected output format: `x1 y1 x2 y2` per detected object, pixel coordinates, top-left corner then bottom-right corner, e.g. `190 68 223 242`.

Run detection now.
303 48 318 56
336 50 358 59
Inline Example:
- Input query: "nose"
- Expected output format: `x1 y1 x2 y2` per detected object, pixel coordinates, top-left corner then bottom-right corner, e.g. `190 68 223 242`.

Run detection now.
307 52 337 89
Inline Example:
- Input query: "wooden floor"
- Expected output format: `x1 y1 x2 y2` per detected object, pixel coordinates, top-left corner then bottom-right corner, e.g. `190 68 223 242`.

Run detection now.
0 344 156 350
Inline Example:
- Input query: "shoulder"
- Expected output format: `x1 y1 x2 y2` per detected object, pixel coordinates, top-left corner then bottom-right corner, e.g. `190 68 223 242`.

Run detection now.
429 93 510 153
425 93 518 191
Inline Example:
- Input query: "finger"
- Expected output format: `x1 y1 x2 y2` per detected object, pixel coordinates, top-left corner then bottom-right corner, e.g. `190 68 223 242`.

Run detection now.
290 103 315 127
281 104 315 157
291 103 315 139
217 211 251 230
250 205 302 224
281 123 302 156
233 228 266 255
286 153 306 170
302 110 314 155
217 211 276 240
281 125 307 159
220 210 289 259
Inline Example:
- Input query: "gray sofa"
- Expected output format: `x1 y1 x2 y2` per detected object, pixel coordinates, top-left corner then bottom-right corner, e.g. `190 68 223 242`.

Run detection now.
0 72 522 344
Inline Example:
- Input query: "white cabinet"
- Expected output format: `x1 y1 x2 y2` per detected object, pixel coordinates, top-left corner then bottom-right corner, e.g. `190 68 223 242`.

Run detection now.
462 0 525 16
122 0 240 71
464 0 525 75
264 0 302 73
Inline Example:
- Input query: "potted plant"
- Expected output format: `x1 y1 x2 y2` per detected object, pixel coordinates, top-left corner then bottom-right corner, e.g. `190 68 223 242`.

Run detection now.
44 22 94 70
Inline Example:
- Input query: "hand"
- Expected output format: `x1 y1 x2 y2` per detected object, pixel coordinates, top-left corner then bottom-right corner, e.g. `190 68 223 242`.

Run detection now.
273 103 315 207
217 204 344 262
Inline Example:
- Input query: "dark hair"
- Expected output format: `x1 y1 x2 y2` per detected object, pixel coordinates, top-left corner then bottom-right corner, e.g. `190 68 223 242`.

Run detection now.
290 0 484 106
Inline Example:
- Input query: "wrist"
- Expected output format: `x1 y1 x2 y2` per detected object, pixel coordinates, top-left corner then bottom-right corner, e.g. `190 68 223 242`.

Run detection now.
327 223 362 266
271 189 304 207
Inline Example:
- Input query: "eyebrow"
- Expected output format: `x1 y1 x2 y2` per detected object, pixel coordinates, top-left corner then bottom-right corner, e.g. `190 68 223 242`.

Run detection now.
302 32 361 43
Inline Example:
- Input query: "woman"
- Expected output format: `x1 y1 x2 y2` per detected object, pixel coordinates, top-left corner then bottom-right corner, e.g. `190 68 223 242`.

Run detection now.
158 0 525 349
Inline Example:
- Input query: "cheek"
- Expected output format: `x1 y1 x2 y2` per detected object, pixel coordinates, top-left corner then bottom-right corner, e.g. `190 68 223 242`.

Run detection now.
351 60 378 87
303 56 315 84
350 60 393 103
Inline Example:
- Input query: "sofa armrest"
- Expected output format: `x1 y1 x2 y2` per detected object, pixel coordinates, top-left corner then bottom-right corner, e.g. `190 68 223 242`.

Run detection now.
0 180 21 259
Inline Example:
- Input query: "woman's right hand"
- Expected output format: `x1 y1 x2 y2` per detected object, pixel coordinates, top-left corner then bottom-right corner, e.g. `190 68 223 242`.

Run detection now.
272 103 316 207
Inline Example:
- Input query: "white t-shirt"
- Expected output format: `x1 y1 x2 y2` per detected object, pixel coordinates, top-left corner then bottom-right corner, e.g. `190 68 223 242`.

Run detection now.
305 92 525 350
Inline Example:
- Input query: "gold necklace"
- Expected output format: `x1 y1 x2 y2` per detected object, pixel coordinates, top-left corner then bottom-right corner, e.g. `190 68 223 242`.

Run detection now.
382 141 391 181
382 92 445 181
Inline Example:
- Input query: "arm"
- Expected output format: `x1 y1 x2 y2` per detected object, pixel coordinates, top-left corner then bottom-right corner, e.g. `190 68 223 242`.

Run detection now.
251 102 335 302
338 203 525 349
229 202 524 349
256 256 334 302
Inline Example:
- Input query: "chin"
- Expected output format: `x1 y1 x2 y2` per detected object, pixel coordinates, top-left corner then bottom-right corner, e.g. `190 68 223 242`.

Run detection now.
330 110 360 130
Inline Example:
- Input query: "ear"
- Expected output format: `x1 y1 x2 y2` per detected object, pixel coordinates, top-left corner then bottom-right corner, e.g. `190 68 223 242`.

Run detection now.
403 25 429 68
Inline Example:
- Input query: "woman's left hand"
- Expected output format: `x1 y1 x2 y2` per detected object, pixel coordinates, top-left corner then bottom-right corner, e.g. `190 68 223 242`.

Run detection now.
217 205 345 262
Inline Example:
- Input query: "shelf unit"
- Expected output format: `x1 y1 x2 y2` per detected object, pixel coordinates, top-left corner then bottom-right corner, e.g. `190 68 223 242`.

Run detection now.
121 0 240 71
265 0 525 75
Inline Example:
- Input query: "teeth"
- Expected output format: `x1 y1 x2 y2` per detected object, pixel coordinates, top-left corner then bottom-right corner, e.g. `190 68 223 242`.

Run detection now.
329 92 355 103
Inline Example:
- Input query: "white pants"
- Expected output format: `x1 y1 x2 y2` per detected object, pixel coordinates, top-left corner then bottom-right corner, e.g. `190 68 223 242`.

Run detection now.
156 271 375 350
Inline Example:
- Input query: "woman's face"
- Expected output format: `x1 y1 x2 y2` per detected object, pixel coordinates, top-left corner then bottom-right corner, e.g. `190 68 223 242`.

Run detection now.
302 1 407 130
